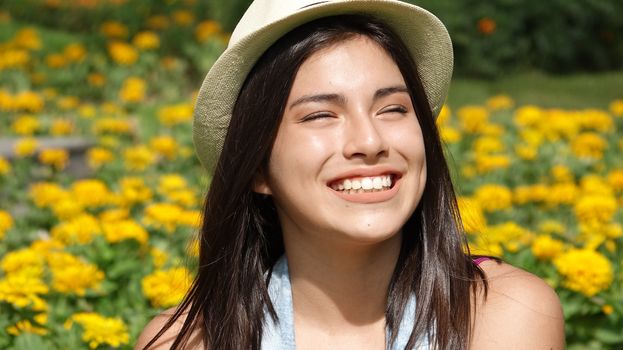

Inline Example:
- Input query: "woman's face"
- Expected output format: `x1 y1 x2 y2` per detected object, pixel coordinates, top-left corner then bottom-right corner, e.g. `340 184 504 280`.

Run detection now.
255 35 427 247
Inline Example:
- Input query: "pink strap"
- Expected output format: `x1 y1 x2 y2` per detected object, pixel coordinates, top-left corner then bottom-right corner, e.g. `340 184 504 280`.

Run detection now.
473 257 490 266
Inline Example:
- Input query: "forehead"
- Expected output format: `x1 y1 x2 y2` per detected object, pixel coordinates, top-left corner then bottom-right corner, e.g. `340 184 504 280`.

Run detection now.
289 35 406 96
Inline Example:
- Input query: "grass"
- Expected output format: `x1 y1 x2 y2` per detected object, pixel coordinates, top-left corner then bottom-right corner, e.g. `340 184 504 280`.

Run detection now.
448 70 623 109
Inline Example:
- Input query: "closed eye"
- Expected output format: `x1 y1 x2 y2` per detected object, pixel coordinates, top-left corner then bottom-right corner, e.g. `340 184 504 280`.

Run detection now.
380 105 408 114
299 112 335 123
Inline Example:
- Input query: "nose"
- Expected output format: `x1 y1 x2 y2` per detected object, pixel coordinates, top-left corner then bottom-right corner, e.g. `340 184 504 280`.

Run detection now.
342 112 389 161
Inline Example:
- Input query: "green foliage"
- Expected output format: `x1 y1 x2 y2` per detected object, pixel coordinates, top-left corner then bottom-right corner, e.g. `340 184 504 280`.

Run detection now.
410 0 623 77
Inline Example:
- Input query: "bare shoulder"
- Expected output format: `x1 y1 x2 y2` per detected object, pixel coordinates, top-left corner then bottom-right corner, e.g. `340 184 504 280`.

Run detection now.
471 260 565 349
134 306 203 350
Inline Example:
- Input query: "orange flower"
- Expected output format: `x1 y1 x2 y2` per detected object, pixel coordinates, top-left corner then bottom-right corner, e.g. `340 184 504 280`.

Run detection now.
478 17 496 35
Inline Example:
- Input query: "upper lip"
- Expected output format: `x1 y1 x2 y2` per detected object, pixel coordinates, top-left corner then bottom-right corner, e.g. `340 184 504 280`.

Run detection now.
326 166 403 186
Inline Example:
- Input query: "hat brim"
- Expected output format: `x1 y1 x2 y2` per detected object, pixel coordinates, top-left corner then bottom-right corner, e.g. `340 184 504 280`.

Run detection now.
193 0 453 172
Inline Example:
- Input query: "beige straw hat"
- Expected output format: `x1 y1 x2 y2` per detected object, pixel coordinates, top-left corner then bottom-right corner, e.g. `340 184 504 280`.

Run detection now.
193 0 453 171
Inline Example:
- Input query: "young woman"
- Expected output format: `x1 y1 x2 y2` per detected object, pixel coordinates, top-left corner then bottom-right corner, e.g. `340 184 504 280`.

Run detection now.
137 1 565 349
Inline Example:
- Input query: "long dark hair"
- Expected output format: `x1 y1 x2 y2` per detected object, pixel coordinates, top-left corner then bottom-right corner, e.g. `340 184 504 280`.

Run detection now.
143 15 487 350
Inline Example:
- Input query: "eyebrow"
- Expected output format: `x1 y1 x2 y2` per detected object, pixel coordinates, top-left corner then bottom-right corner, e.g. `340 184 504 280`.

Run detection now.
288 85 409 110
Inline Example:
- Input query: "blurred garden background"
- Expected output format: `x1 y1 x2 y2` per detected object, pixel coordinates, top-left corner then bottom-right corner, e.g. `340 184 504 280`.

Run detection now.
0 0 621 349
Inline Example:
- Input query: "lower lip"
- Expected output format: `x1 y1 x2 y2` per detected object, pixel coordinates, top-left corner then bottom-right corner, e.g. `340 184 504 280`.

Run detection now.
329 179 401 204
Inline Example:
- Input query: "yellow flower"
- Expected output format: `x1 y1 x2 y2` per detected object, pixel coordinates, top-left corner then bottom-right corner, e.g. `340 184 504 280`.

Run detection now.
1 248 45 277
2 90 44 112
538 220 566 235
195 20 221 42
11 114 40 135
132 31 160 50
6 319 48 336
551 165 574 183
0 273 48 309
50 118 74 136
108 41 139 65
51 257 105 296
580 175 613 196
38 148 69 170
51 214 101 245
486 94 514 110
50 197 84 220
457 105 489 133
87 73 106 87
65 312 129 349
14 137 38 157
142 267 192 307
79 103 97 118
118 177 153 206
166 189 198 208
101 219 148 245
150 135 178 159
87 147 115 169
573 194 617 224
13 28 42 50
123 145 156 171
29 182 69 208
45 53 67 68
473 136 505 154
92 117 134 135
513 184 548 205
56 95 80 110
0 49 30 70
100 20 128 39
474 154 510 173
531 235 565 261
143 203 184 233
150 247 169 269
439 126 461 143
172 9 194 26
609 99 623 116
474 184 512 212
514 105 544 128
158 173 188 194
457 197 486 234
0 209 13 239
0 155 11 175
545 183 578 206
436 104 451 125
607 169 623 192
602 304 614 315
157 103 193 126
570 132 607 160
554 248 613 297
578 109 613 133
99 208 129 222
179 210 201 228
0 48 30 69
71 179 112 208
480 221 534 252
515 144 537 160
119 76 146 103
63 43 86 62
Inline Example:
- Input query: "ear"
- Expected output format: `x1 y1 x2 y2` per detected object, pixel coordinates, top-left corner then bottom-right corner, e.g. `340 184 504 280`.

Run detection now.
252 170 272 195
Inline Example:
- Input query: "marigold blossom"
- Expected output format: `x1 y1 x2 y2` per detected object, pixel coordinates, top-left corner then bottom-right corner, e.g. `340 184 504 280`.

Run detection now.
142 267 192 307
554 248 613 297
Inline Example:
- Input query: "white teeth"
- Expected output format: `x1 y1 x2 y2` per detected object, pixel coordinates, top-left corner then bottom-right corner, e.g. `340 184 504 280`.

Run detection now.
351 180 362 190
331 175 393 193
373 177 383 189
344 179 352 190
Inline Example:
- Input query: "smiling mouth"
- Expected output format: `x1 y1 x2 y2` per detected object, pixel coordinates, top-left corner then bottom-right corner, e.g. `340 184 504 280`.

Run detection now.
328 174 399 194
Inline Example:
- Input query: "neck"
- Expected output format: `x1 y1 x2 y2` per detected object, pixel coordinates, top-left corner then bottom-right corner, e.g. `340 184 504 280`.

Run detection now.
283 231 402 329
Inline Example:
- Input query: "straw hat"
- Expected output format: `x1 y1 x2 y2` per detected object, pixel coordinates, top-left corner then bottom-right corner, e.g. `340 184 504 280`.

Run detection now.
193 0 453 171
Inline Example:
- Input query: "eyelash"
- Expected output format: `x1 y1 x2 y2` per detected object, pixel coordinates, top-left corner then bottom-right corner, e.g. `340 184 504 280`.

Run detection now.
299 106 408 122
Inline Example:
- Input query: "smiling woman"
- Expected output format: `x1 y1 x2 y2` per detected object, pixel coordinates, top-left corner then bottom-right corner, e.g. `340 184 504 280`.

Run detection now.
136 1 564 349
